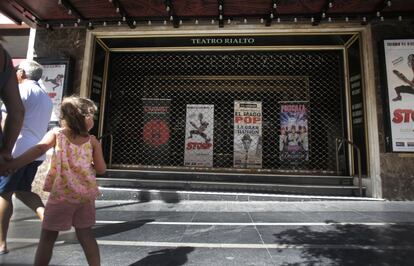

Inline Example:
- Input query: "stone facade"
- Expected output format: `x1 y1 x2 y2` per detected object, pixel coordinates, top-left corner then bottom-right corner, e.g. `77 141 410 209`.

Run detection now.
31 23 414 200
371 21 414 200
34 28 86 94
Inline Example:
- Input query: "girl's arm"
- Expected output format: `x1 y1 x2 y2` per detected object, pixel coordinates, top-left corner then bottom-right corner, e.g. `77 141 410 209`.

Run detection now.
0 129 56 172
90 135 106 175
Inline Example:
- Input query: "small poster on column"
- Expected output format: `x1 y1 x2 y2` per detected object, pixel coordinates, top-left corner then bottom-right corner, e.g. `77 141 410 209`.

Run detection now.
142 98 171 165
234 101 262 168
279 102 309 163
184 104 214 167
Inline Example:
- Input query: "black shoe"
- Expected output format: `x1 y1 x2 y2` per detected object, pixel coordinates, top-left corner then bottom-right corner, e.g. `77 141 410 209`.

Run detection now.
392 96 402 101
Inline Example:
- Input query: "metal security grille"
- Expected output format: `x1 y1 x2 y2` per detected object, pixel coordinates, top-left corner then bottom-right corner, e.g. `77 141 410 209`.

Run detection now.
105 50 344 174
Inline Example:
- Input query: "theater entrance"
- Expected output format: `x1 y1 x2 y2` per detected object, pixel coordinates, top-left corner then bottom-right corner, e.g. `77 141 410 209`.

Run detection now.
83 30 370 196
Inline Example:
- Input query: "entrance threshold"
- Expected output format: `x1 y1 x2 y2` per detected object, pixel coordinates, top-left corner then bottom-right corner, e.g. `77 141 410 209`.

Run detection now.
97 186 379 202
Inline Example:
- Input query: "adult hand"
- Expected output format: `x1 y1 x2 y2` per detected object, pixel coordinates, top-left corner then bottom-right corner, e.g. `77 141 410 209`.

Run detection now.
0 150 15 176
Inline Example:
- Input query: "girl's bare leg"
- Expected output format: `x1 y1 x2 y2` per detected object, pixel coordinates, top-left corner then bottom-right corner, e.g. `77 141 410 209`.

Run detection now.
75 227 100 266
34 229 58 266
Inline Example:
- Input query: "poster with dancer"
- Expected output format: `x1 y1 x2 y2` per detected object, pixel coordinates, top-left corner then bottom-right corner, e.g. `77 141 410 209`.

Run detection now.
384 39 414 152
38 63 66 124
184 104 214 167
37 58 73 128
234 101 262 168
279 102 309 163
142 98 171 164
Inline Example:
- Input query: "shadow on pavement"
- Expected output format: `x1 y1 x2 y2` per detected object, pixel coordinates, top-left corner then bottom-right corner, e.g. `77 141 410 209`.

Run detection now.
93 219 155 238
273 221 414 266
139 190 181 204
128 247 195 266
95 201 144 211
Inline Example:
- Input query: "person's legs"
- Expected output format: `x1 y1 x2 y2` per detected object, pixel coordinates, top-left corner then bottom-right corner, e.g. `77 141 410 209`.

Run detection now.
75 227 100 266
15 161 44 220
34 229 58 266
0 191 13 253
14 191 44 220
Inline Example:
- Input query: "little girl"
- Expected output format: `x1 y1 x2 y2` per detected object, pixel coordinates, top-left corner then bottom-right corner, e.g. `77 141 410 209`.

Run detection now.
0 95 106 266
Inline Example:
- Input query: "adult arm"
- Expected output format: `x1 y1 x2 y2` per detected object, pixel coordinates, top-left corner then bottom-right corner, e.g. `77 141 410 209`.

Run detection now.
0 45 25 158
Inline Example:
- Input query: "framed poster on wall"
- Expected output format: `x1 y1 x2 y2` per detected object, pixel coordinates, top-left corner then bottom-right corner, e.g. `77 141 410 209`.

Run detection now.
36 57 73 128
383 39 414 152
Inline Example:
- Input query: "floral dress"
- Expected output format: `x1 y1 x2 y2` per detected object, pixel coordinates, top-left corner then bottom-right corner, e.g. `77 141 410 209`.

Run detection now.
44 128 99 203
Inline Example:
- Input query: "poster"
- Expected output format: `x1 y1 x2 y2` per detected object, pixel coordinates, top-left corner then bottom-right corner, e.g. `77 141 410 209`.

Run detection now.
184 104 214 167
142 98 171 164
234 101 262 168
279 102 309 163
37 62 68 125
384 39 414 152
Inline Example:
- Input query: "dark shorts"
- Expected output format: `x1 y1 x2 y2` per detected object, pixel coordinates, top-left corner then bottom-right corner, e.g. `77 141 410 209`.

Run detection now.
0 161 42 194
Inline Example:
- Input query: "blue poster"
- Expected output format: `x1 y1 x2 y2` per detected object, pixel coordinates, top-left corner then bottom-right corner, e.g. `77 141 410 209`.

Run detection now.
279 102 309 163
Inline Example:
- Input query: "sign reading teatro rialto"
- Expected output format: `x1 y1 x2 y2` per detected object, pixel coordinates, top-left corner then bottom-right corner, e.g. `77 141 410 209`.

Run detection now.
190 38 255 45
